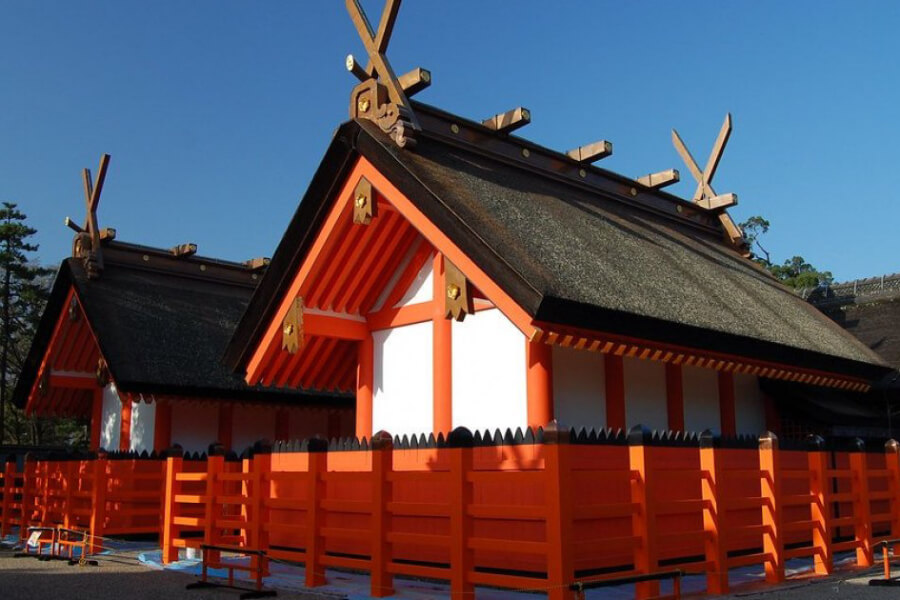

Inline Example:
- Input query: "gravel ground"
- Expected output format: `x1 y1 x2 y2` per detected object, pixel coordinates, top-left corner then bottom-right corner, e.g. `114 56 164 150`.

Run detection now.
4 545 900 600
0 548 345 600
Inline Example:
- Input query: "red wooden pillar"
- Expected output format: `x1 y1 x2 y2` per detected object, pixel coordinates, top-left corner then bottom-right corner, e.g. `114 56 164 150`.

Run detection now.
526 339 553 429
545 423 574 600
700 432 728 594
665 363 684 431
448 428 474 599
356 335 374 439
89 452 108 553
849 441 873 567
628 427 659 599
0 459 14 536
305 439 327 587
119 393 133 451
605 354 625 429
154 402 172 451
90 386 103 450
886 440 900 544
370 432 394 597
217 404 234 450
162 450 183 564
759 432 784 583
718 371 736 436
808 435 833 574
433 253 452 435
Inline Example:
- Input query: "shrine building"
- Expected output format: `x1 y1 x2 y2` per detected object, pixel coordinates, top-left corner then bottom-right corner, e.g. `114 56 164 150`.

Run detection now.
14 157 354 453
224 96 890 440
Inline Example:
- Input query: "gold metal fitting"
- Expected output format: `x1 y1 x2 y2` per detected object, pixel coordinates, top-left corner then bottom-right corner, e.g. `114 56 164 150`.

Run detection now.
447 283 461 300
355 194 368 208
283 323 294 336
358 96 371 113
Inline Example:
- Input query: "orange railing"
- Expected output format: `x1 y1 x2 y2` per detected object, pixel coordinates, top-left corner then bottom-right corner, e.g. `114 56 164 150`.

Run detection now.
0 450 166 552
158 426 900 600
4 427 900 600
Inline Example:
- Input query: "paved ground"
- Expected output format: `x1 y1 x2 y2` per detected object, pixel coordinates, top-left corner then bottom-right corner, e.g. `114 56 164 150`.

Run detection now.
0 548 345 600
3 545 900 600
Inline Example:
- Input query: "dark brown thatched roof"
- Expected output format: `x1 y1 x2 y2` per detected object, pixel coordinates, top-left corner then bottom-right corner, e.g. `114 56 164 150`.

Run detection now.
226 103 888 382
14 242 351 409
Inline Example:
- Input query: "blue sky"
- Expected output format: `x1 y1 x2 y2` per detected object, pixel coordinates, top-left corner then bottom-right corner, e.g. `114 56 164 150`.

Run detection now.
1 1 897 282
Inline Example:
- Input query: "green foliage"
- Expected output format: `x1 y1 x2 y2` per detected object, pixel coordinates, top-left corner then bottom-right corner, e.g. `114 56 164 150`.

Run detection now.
739 215 833 291
0 202 86 447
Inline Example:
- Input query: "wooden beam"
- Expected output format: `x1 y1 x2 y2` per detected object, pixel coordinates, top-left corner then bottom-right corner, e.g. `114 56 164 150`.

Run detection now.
119 394 132 451
482 107 531 134
49 372 96 389
154 402 172 451
566 140 613 164
696 193 737 211
636 169 680 190
305 312 369 340
367 302 432 331
397 67 431 97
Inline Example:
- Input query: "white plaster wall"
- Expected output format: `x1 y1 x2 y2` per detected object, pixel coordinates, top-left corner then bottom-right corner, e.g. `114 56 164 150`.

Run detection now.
623 357 667 431
552 345 606 430
373 321 433 437
683 365 720 434
129 400 156 453
734 373 766 435
452 308 527 432
232 405 278 453
395 259 433 307
170 403 219 454
99 383 121 450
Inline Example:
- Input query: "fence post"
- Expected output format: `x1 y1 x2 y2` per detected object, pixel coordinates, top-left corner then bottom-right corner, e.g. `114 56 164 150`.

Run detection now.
370 431 394 598
886 440 900 551
162 446 183 564
89 451 108 553
250 441 272 576
544 422 574 600
20 453 37 540
205 444 225 565
448 427 474 600
63 459 75 530
0 457 13 537
305 438 328 587
700 430 728 594
629 425 659 600
759 432 784 583
807 435 833 575
849 439 873 567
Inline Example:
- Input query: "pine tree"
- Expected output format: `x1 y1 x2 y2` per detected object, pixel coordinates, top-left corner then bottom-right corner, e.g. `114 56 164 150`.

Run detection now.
0 202 52 443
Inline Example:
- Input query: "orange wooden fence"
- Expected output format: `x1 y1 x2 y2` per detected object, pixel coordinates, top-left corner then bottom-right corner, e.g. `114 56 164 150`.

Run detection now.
3 428 899 600
0 450 166 552
157 426 900 600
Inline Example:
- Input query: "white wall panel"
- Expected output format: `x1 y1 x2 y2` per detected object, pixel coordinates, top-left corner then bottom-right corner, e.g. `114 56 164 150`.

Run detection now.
734 373 766 435
395 259 433 307
171 403 219 454
100 384 121 450
452 309 527 433
623 357 667 431
373 321 433 437
130 400 156 453
683 365 720 434
552 345 606 430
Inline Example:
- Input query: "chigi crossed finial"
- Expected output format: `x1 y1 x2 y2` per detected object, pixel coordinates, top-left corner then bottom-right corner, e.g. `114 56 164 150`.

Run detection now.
672 114 747 253
65 153 116 279
345 0 429 148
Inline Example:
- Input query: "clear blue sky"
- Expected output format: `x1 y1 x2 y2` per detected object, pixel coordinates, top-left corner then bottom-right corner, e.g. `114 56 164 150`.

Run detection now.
1 1 897 282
